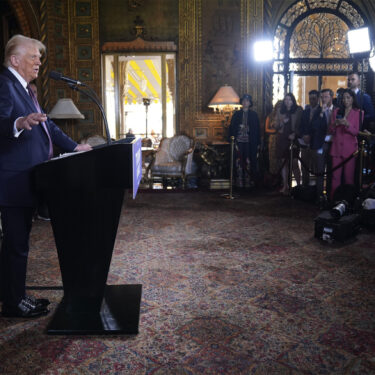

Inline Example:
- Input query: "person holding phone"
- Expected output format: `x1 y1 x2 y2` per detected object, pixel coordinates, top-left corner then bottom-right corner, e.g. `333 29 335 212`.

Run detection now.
274 93 303 195
328 89 363 199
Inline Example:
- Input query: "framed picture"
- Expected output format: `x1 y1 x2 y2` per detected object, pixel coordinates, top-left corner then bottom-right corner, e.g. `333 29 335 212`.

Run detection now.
194 127 208 139
213 127 225 138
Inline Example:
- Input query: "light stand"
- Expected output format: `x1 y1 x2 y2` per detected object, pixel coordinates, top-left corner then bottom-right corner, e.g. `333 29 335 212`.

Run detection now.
142 98 151 138
347 27 371 127
222 136 237 199
347 27 372 191
370 47 375 72
208 86 240 199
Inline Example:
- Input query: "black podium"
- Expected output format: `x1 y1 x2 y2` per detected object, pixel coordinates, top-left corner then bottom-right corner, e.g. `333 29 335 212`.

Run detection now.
33 139 142 335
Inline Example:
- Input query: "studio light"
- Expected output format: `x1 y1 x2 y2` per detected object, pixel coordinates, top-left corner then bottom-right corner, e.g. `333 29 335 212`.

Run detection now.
253 40 273 62
347 27 371 55
370 47 375 72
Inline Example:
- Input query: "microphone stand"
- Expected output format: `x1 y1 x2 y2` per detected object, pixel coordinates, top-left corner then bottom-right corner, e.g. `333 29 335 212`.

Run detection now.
67 83 112 145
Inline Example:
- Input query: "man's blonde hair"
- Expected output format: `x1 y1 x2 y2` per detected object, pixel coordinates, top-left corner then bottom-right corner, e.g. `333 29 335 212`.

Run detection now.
4 34 46 67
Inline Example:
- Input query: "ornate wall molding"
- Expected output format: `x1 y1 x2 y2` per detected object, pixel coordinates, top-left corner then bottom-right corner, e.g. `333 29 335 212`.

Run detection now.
178 0 202 135
102 38 177 52
8 0 33 37
240 0 265 116
263 0 274 116
39 0 49 111
179 0 267 139
43 0 101 140
67 0 101 139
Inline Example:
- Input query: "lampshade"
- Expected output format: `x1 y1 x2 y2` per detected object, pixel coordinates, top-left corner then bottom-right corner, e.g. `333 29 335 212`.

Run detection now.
48 98 85 119
208 85 240 110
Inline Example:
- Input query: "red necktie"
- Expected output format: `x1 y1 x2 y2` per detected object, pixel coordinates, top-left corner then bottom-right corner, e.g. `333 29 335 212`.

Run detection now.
27 84 53 159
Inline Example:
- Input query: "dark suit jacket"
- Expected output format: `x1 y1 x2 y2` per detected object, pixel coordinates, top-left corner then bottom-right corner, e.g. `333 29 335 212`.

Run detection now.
228 109 260 152
0 68 77 207
355 90 375 121
306 107 333 150
299 105 321 139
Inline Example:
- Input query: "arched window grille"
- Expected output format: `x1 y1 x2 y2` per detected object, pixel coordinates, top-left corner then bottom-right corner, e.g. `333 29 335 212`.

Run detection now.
273 0 369 104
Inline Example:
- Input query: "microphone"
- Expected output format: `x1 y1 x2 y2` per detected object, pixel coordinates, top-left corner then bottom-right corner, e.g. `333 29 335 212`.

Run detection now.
49 71 82 86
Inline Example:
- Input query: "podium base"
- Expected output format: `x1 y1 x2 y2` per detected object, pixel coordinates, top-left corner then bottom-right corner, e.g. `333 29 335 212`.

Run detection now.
47 284 142 335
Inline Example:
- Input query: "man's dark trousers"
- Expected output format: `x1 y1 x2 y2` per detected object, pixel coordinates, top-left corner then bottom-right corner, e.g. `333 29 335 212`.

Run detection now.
0 206 34 307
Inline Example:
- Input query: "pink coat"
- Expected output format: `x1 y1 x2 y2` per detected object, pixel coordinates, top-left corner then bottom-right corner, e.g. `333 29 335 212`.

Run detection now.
329 108 362 158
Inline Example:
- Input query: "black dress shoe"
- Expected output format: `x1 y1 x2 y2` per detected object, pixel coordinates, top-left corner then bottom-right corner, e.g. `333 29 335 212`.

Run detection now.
25 295 50 308
2 298 49 318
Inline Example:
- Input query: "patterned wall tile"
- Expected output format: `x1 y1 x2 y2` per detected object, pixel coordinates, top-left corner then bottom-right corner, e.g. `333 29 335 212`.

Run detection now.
77 45 92 60
54 0 64 16
55 45 64 60
76 1 91 16
78 68 93 81
80 109 94 123
78 92 92 103
55 67 65 75
54 23 64 38
56 89 66 99
76 23 92 38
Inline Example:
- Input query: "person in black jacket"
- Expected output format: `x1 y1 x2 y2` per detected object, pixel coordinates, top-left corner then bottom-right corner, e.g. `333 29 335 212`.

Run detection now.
348 72 375 132
305 88 336 201
228 94 260 188
299 90 320 187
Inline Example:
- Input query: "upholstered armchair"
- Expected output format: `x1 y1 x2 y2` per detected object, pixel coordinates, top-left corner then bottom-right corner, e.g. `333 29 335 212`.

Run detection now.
148 135 196 188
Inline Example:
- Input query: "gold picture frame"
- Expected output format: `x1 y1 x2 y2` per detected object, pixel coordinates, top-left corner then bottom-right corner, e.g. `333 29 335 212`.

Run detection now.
193 127 208 139
213 127 225 138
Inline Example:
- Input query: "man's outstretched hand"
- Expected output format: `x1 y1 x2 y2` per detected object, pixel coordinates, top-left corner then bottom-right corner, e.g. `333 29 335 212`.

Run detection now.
16 113 47 131
74 143 92 152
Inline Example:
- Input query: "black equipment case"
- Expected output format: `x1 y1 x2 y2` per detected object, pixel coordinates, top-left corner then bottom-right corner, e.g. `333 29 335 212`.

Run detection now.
314 210 361 243
291 185 317 203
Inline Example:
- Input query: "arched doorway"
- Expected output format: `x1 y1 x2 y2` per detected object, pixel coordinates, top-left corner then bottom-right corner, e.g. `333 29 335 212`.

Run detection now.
273 0 368 107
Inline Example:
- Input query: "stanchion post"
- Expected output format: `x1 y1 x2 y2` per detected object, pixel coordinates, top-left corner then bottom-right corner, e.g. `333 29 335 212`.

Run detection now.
288 139 293 193
223 136 236 200
359 139 366 192
229 136 234 198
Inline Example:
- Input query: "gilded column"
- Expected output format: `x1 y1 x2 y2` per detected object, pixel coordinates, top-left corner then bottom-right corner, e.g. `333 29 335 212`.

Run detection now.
263 0 273 115
39 0 49 110
241 0 264 116
178 0 202 134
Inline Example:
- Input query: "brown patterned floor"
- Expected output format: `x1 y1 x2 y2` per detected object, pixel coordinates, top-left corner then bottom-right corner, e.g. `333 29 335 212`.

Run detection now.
1 190 375 374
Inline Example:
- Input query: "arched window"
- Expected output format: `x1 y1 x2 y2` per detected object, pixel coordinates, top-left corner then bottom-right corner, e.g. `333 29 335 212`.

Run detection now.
273 0 368 106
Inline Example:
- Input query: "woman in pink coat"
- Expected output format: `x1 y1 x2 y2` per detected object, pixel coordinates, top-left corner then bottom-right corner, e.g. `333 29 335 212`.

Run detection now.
329 89 363 199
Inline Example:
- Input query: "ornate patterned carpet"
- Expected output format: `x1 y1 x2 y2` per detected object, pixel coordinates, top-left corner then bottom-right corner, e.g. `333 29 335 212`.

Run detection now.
1 190 375 374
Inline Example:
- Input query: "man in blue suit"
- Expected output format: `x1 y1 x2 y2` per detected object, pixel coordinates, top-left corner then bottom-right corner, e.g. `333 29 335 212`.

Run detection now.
348 72 375 131
0 34 91 318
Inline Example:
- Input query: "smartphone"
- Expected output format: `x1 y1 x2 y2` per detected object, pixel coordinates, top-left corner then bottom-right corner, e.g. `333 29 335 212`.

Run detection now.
336 114 343 120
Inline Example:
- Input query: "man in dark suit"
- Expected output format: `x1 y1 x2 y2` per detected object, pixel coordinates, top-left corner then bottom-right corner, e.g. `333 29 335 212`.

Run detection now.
348 72 375 132
299 90 320 187
306 89 336 201
228 94 260 188
0 34 91 318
